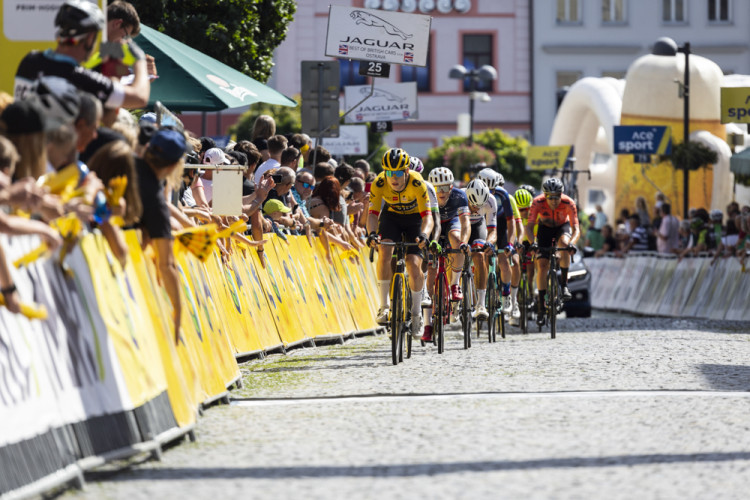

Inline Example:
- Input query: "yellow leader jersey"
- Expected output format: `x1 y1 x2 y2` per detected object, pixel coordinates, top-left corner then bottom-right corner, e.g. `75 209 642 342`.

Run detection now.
369 171 430 217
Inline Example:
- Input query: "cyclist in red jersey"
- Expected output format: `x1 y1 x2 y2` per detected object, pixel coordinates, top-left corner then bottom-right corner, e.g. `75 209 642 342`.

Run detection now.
525 178 580 318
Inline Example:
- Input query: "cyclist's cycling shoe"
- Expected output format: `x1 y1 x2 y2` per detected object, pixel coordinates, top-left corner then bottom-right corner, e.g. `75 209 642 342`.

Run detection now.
509 314 520 327
376 307 390 325
473 305 489 321
561 286 573 301
502 295 513 314
450 284 463 301
421 293 432 307
511 302 521 319
421 325 433 342
536 305 546 325
410 315 424 340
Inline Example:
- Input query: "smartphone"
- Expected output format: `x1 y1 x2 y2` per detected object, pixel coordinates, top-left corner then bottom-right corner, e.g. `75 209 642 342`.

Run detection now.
271 173 283 183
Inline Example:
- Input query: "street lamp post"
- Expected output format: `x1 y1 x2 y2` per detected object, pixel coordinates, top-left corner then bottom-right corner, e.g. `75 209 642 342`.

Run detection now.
652 37 691 218
449 64 497 146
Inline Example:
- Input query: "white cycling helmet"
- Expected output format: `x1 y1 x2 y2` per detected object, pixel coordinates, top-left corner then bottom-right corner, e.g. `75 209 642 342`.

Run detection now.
496 172 505 186
409 156 424 173
710 209 723 221
428 167 454 186
465 179 490 207
477 168 499 190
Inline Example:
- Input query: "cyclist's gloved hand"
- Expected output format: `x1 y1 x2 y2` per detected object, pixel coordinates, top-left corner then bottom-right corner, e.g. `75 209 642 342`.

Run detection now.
483 242 495 253
429 240 442 254
366 231 380 248
568 245 578 255
459 242 469 253
415 232 428 248
504 244 514 254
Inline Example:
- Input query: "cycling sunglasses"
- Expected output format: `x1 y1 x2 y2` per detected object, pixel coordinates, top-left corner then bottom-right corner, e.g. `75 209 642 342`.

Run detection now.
385 170 406 178
297 181 314 189
545 194 561 200
436 185 452 193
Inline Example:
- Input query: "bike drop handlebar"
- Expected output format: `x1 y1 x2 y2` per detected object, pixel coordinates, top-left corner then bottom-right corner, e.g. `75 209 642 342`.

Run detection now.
369 240 423 262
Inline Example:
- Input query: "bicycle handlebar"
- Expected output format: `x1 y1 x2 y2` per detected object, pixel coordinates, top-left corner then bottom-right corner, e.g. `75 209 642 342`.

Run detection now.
369 240 423 263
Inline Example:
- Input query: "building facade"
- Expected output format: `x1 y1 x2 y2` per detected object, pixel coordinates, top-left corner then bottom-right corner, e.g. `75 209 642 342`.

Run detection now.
267 0 531 160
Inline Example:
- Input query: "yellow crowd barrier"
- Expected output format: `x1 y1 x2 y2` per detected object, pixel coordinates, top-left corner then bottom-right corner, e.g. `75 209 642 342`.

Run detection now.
0 230 380 498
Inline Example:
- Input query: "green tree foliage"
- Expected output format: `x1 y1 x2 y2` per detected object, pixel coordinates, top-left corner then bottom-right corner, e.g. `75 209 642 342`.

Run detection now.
129 0 296 82
425 129 540 186
668 140 719 171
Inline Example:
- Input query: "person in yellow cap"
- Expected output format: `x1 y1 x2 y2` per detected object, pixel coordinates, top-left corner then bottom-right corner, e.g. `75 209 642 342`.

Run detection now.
263 198 297 231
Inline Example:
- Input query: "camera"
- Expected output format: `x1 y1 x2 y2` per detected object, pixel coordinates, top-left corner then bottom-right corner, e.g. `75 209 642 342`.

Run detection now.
271 173 283 184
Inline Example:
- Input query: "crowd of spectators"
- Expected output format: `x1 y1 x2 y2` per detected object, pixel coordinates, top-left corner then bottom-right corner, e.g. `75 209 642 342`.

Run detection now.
583 192 749 266
0 0 381 339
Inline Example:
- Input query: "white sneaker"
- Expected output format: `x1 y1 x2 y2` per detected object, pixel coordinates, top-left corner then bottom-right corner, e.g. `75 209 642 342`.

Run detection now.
502 295 513 314
473 305 489 320
511 301 520 319
410 314 424 339
376 307 389 325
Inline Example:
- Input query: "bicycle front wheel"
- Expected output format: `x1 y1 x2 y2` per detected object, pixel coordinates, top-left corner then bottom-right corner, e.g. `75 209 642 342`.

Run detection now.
391 275 403 364
436 276 446 354
548 268 557 340
461 272 471 349
519 273 528 334
487 273 496 343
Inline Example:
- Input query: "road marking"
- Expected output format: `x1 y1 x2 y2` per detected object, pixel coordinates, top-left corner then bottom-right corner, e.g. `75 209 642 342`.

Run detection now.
231 390 750 407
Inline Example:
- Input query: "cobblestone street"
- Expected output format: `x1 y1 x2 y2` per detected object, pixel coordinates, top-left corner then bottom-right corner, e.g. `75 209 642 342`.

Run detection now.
65 315 750 499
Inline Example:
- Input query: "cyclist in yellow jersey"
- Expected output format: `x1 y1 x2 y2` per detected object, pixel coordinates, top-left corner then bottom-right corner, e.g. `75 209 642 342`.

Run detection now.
513 187 535 325
496 174 524 321
367 148 433 339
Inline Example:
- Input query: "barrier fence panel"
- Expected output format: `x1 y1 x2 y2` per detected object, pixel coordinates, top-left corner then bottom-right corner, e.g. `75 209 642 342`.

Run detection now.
587 252 750 321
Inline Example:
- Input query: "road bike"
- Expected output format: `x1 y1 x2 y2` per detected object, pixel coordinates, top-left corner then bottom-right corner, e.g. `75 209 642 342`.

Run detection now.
484 248 504 342
533 241 574 339
455 245 475 349
426 245 467 353
370 238 421 364
517 244 534 335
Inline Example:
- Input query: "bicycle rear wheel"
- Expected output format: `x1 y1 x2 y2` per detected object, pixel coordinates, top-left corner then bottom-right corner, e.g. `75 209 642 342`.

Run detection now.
391 275 403 364
435 275 445 354
487 274 496 343
461 271 471 349
548 268 557 339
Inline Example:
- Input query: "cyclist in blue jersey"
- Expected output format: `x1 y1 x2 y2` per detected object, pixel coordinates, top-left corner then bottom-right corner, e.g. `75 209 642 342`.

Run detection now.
428 167 470 301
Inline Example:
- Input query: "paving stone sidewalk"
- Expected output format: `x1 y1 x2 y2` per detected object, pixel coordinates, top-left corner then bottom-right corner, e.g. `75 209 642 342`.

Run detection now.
64 315 750 500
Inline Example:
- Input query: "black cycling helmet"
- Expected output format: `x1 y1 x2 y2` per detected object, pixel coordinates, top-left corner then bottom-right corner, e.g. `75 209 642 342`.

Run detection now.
542 177 564 195
382 148 410 171
55 0 105 39
519 184 536 196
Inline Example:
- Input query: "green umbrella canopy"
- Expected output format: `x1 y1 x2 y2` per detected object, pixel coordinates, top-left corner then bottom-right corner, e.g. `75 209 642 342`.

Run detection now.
134 25 297 112
730 147 750 176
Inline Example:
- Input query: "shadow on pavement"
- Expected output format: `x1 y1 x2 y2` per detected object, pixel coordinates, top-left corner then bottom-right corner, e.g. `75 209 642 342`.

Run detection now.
88 451 750 481
698 364 750 391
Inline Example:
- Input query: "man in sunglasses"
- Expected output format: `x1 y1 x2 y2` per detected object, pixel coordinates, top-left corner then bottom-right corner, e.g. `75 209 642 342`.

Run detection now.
367 148 433 340
525 177 580 322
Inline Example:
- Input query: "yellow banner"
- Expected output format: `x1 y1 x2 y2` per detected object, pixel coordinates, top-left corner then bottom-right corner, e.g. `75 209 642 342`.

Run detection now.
526 145 574 171
720 87 750 124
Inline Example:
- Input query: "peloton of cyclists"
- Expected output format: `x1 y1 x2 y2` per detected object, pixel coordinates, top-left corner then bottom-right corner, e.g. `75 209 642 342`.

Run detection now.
367 148 433 339
524 178 581 324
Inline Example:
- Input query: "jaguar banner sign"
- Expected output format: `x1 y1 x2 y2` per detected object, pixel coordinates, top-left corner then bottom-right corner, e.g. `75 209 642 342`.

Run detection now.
318 125 368 156
325 5 431 67
344 81 418 123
